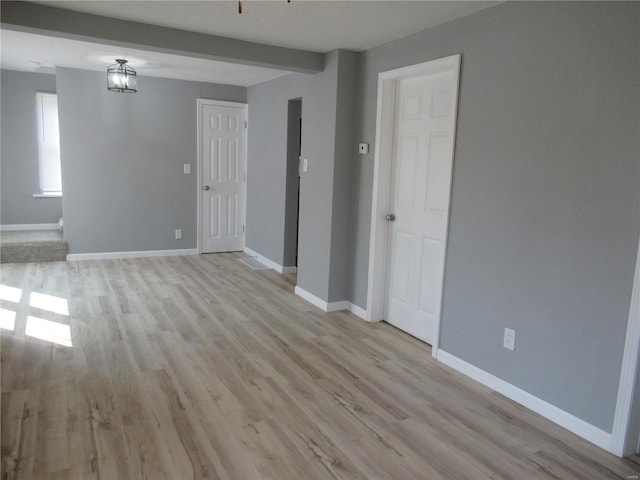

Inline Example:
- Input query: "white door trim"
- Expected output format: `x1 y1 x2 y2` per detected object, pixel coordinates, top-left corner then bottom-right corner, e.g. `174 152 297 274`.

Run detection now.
611 234 640 456
196 99 248 254
366 54 461 358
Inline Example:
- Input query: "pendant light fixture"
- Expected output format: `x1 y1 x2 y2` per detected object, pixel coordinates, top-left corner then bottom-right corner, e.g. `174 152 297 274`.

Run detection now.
107 59 137 93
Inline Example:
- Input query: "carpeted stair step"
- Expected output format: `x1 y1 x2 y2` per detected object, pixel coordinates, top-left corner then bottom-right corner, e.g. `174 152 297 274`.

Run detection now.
0 230 68 264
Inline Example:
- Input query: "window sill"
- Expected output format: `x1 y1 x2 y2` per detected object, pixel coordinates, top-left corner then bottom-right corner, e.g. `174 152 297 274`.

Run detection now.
33 192 62 198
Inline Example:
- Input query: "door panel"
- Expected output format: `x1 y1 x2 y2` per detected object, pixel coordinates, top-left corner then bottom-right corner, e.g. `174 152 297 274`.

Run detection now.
397 135 418 208
201 103 246 253
209 196 220 237
418 237 440 315
385 71 456 344
392 231 413 304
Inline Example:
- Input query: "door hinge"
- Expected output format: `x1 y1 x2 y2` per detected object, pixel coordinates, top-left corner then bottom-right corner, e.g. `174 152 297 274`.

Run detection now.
244 173 247 182
244 121 248 129
243 225 245 233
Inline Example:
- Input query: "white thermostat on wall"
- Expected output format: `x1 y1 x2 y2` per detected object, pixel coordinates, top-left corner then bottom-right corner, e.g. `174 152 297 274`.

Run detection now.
359 143 369 154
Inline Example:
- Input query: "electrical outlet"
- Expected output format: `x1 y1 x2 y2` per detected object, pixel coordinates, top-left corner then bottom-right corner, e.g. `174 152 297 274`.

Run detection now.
175 229 182 240
504 328 516 351
303 158 308 172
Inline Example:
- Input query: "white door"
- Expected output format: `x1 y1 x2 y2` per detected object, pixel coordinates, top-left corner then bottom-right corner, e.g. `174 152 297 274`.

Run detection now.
384 70 458 344
199 102 247 253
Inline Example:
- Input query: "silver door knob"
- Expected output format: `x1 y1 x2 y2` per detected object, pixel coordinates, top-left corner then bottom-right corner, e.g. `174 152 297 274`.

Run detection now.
203 185 210 191
385 213 396 222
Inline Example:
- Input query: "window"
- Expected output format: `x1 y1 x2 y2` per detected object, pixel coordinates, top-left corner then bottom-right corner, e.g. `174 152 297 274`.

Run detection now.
35 92 62 196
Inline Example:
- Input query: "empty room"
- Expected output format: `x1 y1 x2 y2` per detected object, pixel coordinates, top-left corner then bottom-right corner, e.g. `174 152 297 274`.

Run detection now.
1 1 640 478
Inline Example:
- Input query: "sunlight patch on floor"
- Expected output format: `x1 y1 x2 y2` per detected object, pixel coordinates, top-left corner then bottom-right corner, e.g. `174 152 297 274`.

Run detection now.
25 316 72 347
0 308 16 331
0 284 22 303
29 292 69 316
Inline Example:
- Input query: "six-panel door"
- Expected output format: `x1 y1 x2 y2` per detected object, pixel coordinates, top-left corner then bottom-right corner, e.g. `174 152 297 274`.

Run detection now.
385 71 456 344
201 104 247 253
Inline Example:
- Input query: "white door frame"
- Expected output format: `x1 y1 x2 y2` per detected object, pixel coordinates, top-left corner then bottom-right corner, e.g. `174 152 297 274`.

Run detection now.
611 234 640 456
366 54 461 358
196 99 248 254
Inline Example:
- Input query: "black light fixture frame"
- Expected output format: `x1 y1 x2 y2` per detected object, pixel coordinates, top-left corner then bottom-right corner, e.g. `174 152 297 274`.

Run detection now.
107 59 137 93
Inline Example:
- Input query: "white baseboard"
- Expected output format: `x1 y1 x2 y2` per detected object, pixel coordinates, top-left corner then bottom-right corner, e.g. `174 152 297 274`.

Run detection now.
294 286 368 320
295 286 328 310
243 247 296 274
1 223 59 231
241 248 365 320
67 248 198 261
327 300 350 312
437 350 613 453
348 302 367 320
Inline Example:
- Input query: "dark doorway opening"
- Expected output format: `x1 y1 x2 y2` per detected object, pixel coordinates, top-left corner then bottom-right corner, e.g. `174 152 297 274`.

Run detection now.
284 99 302 270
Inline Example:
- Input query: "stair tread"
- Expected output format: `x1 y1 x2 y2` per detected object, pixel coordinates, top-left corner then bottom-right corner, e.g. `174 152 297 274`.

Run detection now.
0 230 67 263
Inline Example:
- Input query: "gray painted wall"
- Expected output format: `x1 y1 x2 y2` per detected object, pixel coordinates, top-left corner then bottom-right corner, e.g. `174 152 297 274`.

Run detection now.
328 50 359 302
56 67 245 254
296 51 340 301
1 69 62 225
246 50 357 302
350 2 640 432
246 61 336 299
246 74 304 266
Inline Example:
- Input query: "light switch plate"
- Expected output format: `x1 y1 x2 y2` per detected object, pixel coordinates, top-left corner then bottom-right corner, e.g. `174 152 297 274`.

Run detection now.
359 143 369 154
183 164 191 174
504 328 516 351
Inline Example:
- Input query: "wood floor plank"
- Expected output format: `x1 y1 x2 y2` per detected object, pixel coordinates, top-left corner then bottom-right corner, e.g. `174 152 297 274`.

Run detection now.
384 418 499 480
102 340 173 479
157 338 264 480
1 389 38 480
2 253 639 479
75 377 133 479
33 379 73 475
252 376 368 480
143 367 229 480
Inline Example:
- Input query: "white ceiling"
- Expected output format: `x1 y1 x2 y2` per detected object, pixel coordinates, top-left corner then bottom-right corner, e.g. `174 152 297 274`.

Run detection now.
1 1 497 86
0 29 292 86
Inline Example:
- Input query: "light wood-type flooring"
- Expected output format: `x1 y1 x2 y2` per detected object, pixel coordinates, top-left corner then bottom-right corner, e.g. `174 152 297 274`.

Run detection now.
1 253 639 479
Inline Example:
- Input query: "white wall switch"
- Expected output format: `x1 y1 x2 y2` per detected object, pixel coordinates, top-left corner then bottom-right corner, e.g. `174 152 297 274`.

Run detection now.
302 158 308 172
359 143 369 154
504 328 516 351
175 229 182 240
183 164 191 174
